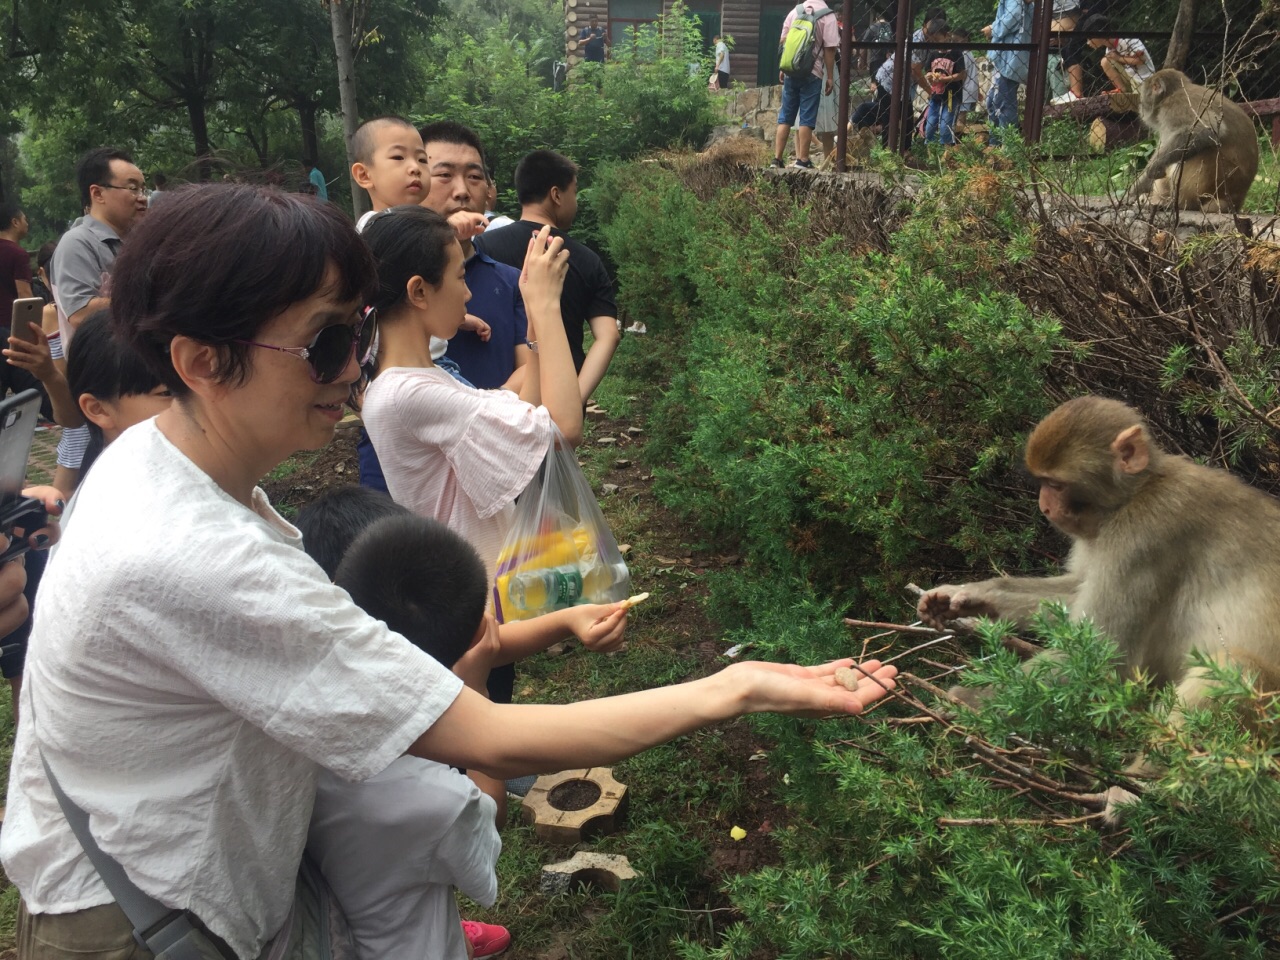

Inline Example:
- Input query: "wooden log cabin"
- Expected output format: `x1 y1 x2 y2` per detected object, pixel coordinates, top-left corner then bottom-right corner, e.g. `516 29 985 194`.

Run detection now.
564 0 878 86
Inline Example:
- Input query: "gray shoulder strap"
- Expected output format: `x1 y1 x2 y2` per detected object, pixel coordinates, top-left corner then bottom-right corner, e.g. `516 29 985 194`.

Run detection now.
39 750 223 959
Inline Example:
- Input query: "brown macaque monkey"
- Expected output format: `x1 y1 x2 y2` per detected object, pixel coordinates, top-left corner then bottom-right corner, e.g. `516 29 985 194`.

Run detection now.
1129 69 1259 213
918 396 1280 818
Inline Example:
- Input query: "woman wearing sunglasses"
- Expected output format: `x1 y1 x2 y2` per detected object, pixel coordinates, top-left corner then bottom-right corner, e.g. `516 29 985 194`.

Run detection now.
2 184 896 960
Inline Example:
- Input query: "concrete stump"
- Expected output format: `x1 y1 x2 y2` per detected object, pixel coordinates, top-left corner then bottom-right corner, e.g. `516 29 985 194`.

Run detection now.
522 767 629 844
540 851 639 895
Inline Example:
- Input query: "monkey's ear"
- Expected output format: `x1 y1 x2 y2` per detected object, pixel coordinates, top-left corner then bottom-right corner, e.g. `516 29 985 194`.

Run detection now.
1111 426 1150 475
1145 75 1165 99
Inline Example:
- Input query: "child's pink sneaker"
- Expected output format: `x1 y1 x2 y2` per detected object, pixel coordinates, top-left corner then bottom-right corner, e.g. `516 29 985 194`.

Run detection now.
462 919 511 959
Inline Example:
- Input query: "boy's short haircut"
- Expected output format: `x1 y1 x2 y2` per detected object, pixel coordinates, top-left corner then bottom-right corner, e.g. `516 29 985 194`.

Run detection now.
513 150 579 206
351 115 419 166
295 485 409 579
335 514 489 669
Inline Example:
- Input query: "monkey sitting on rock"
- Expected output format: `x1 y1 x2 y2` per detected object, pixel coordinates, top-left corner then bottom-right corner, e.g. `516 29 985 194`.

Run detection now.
1128 68 1259 213
918 396 1280 818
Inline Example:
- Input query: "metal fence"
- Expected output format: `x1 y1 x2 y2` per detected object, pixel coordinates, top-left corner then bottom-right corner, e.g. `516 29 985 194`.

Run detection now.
831 0 1280 170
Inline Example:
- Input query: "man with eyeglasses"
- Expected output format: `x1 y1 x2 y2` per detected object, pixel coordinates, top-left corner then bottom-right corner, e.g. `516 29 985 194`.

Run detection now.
48 147 148 493
50 148 147 335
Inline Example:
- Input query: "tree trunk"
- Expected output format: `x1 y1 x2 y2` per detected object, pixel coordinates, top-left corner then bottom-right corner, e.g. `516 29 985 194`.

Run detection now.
298 102 319 167
188 95 214 181
328 0 368 218
1088 115 1145 152
1163 0 1198 72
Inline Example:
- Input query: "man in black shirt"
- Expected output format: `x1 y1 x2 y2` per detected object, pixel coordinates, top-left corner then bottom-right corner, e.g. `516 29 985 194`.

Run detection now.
475 150 620 404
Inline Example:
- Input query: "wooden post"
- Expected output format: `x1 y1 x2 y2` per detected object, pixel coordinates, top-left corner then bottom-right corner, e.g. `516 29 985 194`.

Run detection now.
835 0 854 171
887 0 912 153
1022 0 1052 143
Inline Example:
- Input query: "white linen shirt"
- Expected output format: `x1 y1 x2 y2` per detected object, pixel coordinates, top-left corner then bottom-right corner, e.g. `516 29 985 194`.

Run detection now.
1 418 463 960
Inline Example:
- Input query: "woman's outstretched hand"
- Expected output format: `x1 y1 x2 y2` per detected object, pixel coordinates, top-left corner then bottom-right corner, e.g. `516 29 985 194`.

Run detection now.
726 658 898 718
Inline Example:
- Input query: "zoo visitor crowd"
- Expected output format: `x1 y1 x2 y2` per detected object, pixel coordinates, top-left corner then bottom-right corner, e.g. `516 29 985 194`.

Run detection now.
0 120 898 960
757 1 1155 167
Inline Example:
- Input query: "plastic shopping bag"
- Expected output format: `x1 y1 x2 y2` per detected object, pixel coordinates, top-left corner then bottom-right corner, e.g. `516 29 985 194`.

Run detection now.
493 424 631 623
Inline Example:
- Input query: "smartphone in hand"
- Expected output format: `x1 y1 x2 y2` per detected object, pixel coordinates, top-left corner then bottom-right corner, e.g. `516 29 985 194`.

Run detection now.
10 298 43 344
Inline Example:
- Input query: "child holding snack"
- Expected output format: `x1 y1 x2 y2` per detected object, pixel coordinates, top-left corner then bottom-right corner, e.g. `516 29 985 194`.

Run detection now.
360 207 624 702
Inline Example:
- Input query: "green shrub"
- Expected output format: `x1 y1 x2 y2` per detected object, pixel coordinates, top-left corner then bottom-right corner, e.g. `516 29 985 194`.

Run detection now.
600 161 1060 611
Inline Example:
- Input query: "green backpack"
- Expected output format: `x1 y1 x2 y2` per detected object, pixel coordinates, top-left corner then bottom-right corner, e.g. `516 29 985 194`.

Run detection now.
778 3 834 78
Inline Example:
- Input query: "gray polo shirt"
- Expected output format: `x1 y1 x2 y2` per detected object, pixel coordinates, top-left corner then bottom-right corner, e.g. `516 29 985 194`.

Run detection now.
50 214 121 339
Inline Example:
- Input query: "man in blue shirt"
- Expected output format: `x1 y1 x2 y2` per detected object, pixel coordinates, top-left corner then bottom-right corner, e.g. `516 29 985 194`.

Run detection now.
984 0 1034 138
418 121 530 391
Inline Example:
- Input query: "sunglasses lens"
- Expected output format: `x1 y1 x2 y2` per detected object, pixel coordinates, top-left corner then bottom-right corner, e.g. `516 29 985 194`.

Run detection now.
309 324 354 383
306 310 376 383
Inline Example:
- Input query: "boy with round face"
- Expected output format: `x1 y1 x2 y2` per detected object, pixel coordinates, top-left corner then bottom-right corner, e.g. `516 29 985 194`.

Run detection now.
350 117 428 231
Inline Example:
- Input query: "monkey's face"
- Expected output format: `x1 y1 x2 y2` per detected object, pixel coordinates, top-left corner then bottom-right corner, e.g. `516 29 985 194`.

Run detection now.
1038 478 1103 540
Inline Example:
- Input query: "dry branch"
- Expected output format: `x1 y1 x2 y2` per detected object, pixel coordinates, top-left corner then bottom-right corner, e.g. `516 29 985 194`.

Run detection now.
937 813 1105 827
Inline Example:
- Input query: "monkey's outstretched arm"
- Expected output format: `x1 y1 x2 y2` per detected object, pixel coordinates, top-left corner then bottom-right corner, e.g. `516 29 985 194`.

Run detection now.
1133 126 1223 192
918 573 1081 630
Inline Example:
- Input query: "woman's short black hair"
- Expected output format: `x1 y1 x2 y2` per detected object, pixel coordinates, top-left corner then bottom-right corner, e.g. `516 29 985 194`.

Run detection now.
110 183 376 398
335 514 489 669
67 309 165 472
362 205 458 318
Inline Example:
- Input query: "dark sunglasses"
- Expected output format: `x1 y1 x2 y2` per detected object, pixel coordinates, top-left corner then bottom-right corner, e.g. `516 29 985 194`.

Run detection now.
237 306 378 384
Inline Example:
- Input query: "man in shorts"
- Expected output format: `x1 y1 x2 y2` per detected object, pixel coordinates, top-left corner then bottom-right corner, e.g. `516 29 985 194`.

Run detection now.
771 0 840 170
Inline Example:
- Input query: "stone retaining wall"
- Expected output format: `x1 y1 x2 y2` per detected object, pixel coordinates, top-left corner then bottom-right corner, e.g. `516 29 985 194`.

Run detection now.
710 79 880 142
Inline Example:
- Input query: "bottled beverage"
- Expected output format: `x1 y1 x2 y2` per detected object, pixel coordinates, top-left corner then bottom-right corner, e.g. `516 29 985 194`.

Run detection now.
582 558 631 603
507 564 585 614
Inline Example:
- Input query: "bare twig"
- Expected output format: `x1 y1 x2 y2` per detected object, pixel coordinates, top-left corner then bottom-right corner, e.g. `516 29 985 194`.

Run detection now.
843 618 942 637
937 813 1105 828
883 635 956 665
